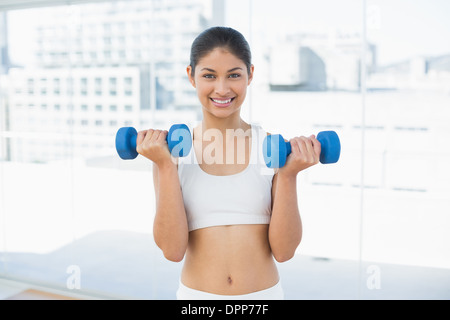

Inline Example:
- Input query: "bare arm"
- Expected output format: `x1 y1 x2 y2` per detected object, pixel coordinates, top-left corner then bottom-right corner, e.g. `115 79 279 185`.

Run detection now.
137 129 188 262
268 135 321 262
152 162 188 262
269 172 302 262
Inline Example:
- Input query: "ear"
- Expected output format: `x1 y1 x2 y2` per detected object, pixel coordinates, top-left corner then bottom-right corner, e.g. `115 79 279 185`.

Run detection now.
186 65 196 88
247 64 255 86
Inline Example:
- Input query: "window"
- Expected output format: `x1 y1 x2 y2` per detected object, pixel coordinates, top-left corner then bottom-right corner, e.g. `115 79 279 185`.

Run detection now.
94 77 102 96
80 77 87 95
124 77 132 96
109 77 116 95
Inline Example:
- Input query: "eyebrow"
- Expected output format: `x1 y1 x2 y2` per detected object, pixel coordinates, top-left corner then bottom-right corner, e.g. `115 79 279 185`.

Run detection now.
200 67 243 73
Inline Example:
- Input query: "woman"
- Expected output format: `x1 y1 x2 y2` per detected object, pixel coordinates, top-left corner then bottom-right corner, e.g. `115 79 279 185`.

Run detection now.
136 27 321 299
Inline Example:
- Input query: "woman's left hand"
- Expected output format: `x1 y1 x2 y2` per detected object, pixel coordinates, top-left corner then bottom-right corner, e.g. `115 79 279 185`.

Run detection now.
278 135 321 177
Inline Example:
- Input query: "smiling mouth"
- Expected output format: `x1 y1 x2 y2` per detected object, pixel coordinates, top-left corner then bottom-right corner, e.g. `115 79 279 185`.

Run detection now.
210 97 235 106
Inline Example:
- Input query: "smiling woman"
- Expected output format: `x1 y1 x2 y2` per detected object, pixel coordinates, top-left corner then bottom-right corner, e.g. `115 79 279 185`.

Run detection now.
143 26 322 300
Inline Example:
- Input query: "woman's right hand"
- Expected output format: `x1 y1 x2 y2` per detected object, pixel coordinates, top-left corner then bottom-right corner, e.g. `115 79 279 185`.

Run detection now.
136 129 173 167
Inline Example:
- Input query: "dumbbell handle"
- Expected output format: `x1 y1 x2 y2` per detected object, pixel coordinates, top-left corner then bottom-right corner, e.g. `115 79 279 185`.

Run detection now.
127 129 137 151
284 131 340 163
263 130 341 168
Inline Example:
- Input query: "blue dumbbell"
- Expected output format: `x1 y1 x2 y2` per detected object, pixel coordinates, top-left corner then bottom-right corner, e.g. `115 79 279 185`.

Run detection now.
263 131 341 168
115 124 192 160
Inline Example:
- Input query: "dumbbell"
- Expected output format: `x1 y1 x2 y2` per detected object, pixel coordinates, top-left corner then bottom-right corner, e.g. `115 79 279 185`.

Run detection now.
115 124 192 160
262 131 341 168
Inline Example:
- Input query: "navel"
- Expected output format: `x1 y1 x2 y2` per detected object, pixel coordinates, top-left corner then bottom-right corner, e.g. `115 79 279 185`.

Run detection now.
227 276 233 285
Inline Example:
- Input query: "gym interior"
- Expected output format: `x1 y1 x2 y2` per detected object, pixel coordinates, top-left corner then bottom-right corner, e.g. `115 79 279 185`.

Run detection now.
0 0 449 300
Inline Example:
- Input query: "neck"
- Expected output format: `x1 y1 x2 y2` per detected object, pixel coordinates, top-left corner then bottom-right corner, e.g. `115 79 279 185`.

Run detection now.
201 112 248 134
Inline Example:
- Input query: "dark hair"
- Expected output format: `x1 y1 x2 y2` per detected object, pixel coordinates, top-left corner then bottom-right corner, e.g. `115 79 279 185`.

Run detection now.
189 26 252 75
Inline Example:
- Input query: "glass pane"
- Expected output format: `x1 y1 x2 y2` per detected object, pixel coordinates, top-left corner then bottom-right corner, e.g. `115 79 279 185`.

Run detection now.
361 0 450 299
1 6 76 291
229 0 450 300
229 0 365 299
0 0 212 299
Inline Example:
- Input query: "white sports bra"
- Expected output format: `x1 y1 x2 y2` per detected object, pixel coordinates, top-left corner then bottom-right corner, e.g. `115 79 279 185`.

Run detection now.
177 124 275 231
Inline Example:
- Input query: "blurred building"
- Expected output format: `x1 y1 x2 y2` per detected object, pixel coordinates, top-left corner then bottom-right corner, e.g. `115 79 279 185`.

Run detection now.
7 67 142 161
367 54 450 92
2 0 221 162
32 0 213 110
268 30 450 95
268 31 376 92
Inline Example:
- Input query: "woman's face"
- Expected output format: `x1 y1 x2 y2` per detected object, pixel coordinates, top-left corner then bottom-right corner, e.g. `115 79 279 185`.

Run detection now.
187 47 254 120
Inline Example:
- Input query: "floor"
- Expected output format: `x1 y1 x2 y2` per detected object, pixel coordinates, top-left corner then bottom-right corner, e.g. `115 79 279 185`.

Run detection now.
6 289 79 300
1 230 450 300
0 279 84 300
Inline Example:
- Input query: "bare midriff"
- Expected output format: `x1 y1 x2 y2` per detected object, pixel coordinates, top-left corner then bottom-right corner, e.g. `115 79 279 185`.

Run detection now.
180 224 279 295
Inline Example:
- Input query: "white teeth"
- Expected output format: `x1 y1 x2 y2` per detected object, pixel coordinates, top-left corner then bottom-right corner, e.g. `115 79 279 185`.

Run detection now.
212 98 232 104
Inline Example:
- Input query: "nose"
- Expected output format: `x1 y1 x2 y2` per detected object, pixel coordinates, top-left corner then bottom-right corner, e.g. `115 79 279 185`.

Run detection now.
215 78 231 96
